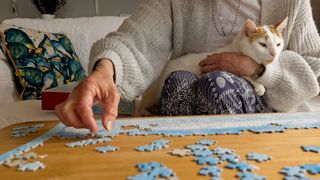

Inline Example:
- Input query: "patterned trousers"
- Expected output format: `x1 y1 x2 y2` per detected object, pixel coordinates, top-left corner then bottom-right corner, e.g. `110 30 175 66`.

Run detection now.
159 71 274 116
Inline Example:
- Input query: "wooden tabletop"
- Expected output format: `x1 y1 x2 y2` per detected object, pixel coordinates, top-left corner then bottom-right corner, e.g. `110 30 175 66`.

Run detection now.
0 118 320 180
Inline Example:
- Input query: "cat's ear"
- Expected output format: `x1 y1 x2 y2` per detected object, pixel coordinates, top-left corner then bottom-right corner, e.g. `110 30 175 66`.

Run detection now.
275 17 288 33
243 19 257 36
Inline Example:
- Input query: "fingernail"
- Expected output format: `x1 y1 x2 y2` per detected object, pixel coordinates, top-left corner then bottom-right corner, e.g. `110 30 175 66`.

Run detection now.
106 120 114 132
90 132 96 137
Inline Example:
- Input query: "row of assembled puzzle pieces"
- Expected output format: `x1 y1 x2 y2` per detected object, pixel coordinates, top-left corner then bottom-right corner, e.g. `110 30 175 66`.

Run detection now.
2 123 320 179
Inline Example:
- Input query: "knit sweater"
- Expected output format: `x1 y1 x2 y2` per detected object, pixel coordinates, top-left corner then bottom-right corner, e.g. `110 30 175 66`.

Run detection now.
90 0 320 112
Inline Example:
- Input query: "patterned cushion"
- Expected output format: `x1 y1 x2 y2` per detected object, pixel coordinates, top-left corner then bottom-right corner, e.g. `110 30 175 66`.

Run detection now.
0 23 86 100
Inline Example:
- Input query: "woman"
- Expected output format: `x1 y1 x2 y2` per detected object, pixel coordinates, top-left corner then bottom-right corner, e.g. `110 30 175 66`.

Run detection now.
55 0 320 132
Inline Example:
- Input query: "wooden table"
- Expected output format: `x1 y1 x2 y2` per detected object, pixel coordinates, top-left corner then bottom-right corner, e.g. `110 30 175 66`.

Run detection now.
0 117 320 180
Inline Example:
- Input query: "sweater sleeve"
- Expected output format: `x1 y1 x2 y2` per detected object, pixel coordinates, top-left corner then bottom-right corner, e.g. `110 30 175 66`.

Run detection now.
89 0 173 101
256 1 320 112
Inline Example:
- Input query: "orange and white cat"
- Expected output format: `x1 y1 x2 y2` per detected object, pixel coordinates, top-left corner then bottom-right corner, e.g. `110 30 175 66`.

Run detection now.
135 17 288 116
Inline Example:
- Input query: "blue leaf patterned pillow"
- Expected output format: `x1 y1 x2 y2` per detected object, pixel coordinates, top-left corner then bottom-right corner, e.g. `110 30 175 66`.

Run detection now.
0 23 86 100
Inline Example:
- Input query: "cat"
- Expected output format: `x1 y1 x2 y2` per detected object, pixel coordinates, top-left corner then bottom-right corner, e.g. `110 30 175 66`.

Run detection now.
135 17 288 116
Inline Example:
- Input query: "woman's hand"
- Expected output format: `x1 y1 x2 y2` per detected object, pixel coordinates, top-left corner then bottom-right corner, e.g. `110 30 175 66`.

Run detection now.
55 59 120 133
199 52 261 77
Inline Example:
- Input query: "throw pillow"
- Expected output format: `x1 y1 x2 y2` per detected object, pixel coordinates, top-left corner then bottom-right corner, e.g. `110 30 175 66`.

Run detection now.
0 23 86 100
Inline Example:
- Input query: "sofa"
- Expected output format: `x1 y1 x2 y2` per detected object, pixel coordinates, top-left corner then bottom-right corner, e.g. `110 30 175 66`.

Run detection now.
0 16 126 128
0 16 319 129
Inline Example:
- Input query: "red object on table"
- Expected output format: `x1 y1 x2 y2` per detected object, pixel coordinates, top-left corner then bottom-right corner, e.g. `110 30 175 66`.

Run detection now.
41 91 70 110
41 82 134 114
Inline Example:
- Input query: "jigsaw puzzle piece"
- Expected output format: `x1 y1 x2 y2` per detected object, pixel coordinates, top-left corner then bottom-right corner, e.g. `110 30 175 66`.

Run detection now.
129 161 177 179
66 137 112 148
95 146 120 153
218 153 240 163
194 156 221 165
169 149 192 157
12 124 44 137
301 164 320 174
225 161 258 172
249 124 286 134
213 147 235 155
22 152 37 160
127 173 150 180
280 166 306 178
246 152 272 162
196 139 216 146
135 139 172 152
136 161 163 172
148 167 176 178
301 146 320 153
237 172 266 180
56 127 90 139
199 166 222 177
17 161 45 171
3 158 25 168
192 149 213 157
185 144 209 151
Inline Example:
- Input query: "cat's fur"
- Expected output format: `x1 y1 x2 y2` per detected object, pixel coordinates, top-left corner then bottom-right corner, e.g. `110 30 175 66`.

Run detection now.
135 18 288 116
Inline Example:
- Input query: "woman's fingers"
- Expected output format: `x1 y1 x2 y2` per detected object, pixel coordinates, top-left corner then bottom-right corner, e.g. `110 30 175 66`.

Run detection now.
102 89 120 132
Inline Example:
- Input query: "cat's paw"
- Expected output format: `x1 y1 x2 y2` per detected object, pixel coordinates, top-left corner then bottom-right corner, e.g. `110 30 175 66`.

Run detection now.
254 85 265 96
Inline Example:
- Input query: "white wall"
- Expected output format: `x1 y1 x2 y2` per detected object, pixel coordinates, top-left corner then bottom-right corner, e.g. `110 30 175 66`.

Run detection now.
0 0 140 22
1 0 319 30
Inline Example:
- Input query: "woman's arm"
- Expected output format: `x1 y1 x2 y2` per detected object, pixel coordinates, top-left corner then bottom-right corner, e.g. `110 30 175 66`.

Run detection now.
89 0 173 101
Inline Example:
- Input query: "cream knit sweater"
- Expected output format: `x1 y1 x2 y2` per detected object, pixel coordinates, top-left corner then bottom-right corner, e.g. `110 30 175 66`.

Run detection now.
90 0 320 112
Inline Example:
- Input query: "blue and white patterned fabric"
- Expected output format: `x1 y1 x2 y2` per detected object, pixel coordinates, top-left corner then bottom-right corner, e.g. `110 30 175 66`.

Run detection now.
159 71 273 115
0 23 86 100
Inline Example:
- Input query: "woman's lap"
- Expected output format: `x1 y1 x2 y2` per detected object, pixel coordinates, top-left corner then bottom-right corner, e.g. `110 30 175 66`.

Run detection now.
159 70 273 116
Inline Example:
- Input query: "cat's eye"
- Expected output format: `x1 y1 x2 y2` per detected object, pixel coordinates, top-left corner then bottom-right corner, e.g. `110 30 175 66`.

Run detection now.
277 43 281 47
259 42 267 47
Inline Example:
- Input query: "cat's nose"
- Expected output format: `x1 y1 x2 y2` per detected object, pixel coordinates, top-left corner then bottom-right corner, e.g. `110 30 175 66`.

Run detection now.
271 52 276 57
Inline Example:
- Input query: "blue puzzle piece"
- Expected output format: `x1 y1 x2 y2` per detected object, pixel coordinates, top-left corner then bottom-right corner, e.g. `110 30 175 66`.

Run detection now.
161 131 186 137
121 128 150 136
66 137 111 148
127 173 150 180
95 146 119 153
185 144 209 151
192 149 213 157
199 166 222 177
301 146 320 153
95 128 119 138
128 130 150 136
66 141 85 148
0 123 64 164
280 166 306 178
194 156 221 165
213 147 234 155
237 172 266 180
249 124 286 134
148 167 175 178
17 161 45 171
225 161 258 172
56 127 90 139
246 152 272 162
136 161 163 172
12 124 44 137
129 161 177 179
135 139 172 152
196 139 216 146
301 164 320 174
284 176 311 180
218 153 240 163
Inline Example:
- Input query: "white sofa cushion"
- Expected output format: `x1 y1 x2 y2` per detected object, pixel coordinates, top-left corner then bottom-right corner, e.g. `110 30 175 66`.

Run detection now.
0 16 126 104
0 54 19 104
